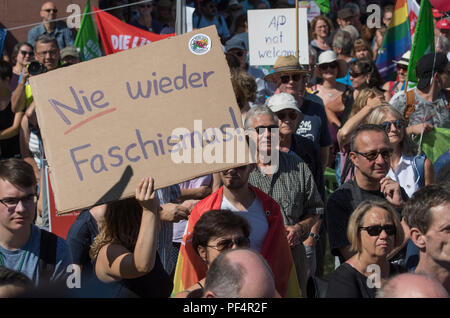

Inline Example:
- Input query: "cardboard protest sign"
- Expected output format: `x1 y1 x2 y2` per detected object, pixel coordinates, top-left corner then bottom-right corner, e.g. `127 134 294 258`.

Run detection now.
248 8 309 66
30 26 249 214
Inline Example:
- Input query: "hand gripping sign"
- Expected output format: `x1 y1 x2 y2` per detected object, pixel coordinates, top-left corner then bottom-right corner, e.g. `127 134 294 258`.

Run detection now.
30 26 249 214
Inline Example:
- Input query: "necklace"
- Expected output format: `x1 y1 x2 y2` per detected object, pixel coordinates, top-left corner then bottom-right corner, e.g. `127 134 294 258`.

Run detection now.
0 249 28 272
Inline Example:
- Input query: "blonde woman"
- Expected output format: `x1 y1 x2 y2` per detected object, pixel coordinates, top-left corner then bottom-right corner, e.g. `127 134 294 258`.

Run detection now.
326 200 405 298
366 105 435 197
89 177 172 298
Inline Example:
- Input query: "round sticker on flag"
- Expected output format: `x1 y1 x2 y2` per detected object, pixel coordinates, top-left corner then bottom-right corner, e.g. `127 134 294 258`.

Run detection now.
189 34 211 55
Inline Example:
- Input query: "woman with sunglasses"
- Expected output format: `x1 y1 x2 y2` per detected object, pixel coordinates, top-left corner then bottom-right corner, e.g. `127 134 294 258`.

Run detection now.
312 50 349 168
173 209 251 298
9 43 34 92
326 200 404 298
366 105 435 198
382 51 410 102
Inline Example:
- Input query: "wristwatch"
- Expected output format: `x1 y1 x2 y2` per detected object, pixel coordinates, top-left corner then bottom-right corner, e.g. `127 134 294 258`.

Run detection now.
309 232 320 241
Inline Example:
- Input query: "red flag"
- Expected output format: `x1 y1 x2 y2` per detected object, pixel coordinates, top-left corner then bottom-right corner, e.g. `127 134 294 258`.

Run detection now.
93 6 174 55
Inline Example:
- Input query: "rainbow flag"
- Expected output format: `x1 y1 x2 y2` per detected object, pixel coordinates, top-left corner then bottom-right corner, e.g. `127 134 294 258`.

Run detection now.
172 186 302 298
376 0 411 81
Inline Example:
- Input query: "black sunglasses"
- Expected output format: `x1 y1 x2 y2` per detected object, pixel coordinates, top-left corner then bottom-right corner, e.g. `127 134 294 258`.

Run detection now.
353 148 393 161
207 236 250 252
396 65 408 71
318 62 338 70
139 4 153 8
253 125 279 135
350 71 365 77
277 111 298 121
20 50 34 57
280 74 302 84
43 8 57 13
359 224 396 236
380 119 405 132
231 50 244 57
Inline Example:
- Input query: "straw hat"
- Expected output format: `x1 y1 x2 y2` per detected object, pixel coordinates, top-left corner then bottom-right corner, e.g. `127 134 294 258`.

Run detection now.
314 50 348 78
264 55 309 82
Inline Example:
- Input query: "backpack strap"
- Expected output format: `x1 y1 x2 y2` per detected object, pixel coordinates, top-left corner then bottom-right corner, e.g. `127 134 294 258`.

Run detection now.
404 90 416 126
39 228 57 286
413 154 426 188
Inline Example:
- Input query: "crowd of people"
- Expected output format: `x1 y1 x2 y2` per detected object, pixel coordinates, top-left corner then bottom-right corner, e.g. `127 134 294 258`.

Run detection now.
0 0 450 299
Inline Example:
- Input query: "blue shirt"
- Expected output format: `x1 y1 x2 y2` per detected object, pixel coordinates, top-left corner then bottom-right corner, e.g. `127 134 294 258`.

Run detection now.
296 93 332 148
0 225 72 287
28 22 74 50
192 13 230 41
241 0 271 13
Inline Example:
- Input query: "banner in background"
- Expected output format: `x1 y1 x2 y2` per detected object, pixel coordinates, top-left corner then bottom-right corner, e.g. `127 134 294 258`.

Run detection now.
93 6 174 55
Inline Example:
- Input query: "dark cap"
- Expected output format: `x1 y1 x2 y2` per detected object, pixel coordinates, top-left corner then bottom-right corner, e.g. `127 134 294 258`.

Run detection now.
338 7 354 19
416 52 449 90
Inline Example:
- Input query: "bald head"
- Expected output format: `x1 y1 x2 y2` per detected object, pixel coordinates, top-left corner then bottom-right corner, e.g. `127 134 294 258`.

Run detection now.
204 248 276 298
377 273 449 298
40 2 57 22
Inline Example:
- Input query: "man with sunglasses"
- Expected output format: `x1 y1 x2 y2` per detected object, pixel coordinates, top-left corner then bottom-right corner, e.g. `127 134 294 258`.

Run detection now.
0 158 72 288
225 37 275 105
27 2 74 50
173 163 301 297
326 124 409 264
244 105 324 296
390 52 450 130
265 55 332 173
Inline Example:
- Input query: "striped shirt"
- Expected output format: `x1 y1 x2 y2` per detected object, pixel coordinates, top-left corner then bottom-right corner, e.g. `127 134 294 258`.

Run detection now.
248 151 324 226
156 185 181 275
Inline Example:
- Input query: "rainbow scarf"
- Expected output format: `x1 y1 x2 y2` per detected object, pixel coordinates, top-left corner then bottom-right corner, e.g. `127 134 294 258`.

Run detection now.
172 186 301 298
376 0 411 81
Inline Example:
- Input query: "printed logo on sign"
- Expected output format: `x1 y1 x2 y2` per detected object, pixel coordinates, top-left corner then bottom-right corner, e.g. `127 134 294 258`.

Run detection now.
189 34 211 55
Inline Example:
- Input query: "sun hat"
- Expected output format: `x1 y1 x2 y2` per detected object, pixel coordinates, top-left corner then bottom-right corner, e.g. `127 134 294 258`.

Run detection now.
60 46 80 59
264 55 309 82
265 93 302 114
314 50 348 78
393 50 410 67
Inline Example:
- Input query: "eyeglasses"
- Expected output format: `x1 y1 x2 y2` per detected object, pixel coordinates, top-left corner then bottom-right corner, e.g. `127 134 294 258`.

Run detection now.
42 8 57 13
277 111 299 121
318 62 338 71
253 125 279 135
207 236 250 252
20 50 34 57
359 224 396 236
380 119 405 133
35 49 58 57
0 194 37 209
396 65 407 71
353 148 393 161
280 74 302 84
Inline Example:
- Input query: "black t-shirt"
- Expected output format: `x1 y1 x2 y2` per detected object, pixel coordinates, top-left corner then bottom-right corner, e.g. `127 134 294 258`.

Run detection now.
326 262 404 298
325 180 407 260
0 103 20 159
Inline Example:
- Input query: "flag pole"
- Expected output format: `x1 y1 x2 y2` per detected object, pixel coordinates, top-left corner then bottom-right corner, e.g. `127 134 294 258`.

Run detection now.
295 0 299 60
175 0 186 35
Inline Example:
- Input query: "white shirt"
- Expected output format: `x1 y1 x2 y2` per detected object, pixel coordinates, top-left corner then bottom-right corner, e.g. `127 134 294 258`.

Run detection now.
221 195 268 252
387 155 419 198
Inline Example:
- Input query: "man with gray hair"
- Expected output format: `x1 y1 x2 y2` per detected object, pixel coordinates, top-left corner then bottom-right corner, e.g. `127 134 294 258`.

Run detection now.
332 29 354 86
245 105 324 296
203 248 276 298
377 273 449 298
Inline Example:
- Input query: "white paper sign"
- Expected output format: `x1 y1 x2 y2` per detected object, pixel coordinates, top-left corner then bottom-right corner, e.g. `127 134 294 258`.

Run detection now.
248 8 309 66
